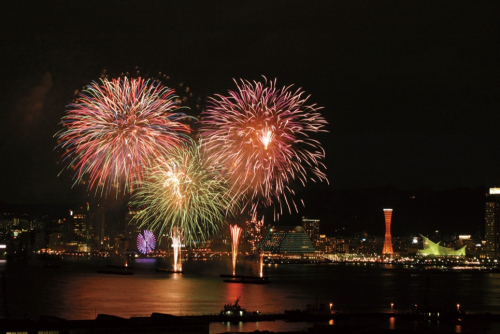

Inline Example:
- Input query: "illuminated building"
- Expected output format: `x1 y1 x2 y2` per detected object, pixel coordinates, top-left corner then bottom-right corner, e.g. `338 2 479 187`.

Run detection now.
125 208 142 252
68 209 87 238
485 188 500 258
67 203 106 251
0 243 6 260
125 208 142 234
418 235 466 257
260 226 316 254
382 209 393 255
317 234 336 253
92 205 106 246
302 216 320 245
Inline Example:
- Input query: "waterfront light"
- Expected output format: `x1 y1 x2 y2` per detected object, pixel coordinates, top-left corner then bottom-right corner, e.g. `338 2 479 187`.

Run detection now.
457 304 460 312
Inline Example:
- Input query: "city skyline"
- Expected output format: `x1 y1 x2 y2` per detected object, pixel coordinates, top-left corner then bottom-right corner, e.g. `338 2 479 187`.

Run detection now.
0 185 490 239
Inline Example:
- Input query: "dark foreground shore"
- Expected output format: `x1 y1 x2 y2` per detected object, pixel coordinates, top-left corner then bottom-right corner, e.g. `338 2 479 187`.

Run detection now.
189 311 500 323
2 311 499 334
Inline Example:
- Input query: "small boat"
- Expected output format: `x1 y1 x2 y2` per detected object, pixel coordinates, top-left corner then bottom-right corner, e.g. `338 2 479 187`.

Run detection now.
106 264 133 269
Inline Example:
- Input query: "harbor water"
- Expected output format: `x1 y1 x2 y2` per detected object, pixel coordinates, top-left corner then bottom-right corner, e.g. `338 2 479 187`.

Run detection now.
1 256 500 333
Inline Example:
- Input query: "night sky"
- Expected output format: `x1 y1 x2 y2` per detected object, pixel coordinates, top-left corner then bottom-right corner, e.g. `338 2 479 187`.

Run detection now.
1 0 499 206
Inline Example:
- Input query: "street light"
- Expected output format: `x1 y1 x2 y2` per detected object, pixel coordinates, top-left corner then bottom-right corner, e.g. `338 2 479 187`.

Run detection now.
329 303 333 311
457 304 460 312
391 303 394 312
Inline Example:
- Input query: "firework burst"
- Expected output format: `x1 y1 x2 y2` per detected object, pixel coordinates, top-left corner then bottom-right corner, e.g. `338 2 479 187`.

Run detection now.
200 77 328 217
130 140 234 243
56 77 193 194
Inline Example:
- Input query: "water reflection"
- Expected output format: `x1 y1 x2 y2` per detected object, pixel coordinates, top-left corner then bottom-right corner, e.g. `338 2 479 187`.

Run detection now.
3 256 500 334
224 281 243 305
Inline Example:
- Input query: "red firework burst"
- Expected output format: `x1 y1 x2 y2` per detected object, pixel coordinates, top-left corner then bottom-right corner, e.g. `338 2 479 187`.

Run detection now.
200 77 328 217
56 77 193 194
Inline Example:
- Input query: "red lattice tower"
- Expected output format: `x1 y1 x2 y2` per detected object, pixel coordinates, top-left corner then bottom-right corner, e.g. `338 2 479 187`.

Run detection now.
382 209 394 254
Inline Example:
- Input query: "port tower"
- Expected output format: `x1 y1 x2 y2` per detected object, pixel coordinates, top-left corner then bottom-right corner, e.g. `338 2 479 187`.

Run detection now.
382 209 394 255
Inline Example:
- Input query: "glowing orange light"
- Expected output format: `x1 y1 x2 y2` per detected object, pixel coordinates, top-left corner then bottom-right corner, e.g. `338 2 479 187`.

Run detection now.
382 209 394 255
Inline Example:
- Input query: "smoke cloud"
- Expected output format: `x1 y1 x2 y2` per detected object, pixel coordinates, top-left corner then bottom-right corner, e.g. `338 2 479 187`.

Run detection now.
16 71 53 135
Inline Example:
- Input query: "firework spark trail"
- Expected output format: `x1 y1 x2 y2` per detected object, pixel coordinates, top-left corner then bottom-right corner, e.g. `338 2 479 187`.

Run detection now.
260 250 264 278
130 140 235 244
201 77 328 218
56 77 193 195
172 227 182 271
230 225 242 276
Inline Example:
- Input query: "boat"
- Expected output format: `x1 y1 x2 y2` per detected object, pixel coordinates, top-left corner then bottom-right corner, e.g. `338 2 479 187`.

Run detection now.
220 298 261 316
106 264 133 269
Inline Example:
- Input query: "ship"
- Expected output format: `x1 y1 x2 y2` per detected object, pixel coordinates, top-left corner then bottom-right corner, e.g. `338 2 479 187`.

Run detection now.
220 297 261 316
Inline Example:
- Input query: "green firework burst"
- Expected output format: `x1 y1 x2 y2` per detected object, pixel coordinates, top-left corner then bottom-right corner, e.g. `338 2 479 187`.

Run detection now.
130 140 235 243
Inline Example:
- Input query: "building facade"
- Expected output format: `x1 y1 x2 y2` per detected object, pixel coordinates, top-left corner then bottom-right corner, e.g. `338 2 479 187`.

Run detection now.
485 188 500 258
302 216 320 245
260 226 316 254
418 234 466 257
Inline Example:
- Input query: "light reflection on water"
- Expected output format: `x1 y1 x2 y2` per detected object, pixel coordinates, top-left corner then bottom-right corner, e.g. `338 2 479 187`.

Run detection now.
2 258 500 333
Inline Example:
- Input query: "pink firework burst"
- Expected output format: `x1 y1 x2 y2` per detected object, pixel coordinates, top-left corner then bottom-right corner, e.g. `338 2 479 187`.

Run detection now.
56 77 193 194
200 77 328 217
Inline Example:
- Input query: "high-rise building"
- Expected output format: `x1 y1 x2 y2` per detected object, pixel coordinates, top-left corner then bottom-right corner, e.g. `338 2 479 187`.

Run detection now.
67 203 107 251
485 188 500 258
125 208 142 234
69 209 87 238
382 209 394 255
87 204 106 246
260 226 316 254
124 208 142 252
302 216 320 245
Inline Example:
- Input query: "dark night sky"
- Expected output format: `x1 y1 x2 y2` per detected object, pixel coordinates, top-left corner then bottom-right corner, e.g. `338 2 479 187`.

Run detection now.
0 0 499 206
